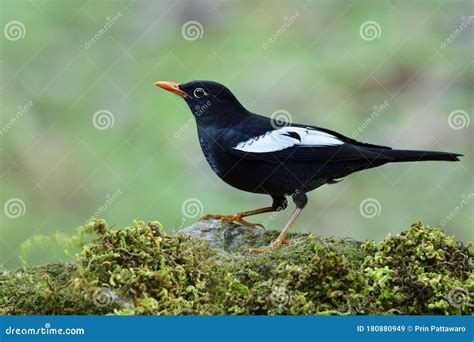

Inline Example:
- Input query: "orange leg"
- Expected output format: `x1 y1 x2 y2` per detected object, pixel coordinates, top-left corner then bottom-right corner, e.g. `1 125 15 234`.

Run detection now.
200 207 276 228
249 207 303 253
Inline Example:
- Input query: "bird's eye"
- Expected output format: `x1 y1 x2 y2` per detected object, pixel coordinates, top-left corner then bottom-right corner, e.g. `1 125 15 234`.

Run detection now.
193 88 207 98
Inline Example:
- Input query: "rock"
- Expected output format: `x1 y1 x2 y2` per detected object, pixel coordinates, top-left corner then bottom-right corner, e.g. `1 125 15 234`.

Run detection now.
179 219 280 252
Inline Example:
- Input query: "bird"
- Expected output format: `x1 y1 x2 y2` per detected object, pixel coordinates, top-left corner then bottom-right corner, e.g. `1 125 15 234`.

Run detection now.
155 80 462 253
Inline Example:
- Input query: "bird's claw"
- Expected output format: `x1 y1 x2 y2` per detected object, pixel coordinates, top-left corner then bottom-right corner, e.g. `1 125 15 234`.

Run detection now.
228 216 264 229
200 213 264 229
248 237 291 253
200 213 221 221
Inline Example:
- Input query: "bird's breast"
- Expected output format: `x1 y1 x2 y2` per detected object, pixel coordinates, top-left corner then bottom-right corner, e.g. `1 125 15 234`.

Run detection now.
199 140 223 175
197 129 226 176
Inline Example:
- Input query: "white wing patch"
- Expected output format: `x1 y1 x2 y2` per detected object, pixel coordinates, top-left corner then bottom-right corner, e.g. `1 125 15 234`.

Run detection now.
233 127 343 153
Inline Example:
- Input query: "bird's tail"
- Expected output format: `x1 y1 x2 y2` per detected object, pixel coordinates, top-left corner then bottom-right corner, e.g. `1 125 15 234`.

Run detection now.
383 149 462 162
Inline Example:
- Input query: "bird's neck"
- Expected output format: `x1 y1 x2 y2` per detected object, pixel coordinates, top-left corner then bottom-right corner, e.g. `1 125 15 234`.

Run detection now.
198 104 250 128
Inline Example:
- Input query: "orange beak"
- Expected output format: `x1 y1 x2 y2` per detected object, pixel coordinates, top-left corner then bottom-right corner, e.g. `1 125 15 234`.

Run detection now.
154 81 190 98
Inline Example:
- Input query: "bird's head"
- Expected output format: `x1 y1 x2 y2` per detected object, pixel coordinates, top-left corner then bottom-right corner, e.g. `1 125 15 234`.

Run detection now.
154 80 247 125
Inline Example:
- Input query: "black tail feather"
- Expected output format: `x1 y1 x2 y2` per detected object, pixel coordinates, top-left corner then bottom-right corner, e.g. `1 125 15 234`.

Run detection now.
383 149 462 162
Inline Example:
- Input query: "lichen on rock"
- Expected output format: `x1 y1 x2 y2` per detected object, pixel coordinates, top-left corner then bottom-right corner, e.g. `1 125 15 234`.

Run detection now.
0 219 472 315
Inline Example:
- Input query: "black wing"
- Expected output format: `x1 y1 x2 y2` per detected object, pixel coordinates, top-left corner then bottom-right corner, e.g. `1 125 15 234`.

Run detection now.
221 115 393 164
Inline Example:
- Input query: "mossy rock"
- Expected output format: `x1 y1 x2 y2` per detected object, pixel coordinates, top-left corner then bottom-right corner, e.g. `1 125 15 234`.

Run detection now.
0 220 472 315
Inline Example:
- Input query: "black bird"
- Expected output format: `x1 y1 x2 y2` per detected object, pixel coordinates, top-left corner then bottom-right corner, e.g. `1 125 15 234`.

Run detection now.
155 80 462 253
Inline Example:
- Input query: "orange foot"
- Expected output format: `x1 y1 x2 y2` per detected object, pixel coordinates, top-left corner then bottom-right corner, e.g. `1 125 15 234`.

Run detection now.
248 237 291 253
200 213 264 228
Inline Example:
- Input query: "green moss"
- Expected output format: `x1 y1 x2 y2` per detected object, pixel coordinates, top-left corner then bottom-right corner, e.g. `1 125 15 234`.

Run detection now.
220 235 366 315
0 220 472 315
0 262 89 315
360 222 473 314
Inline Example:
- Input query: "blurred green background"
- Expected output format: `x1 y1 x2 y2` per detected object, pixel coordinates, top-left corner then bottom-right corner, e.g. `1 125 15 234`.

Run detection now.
1 0 472 268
